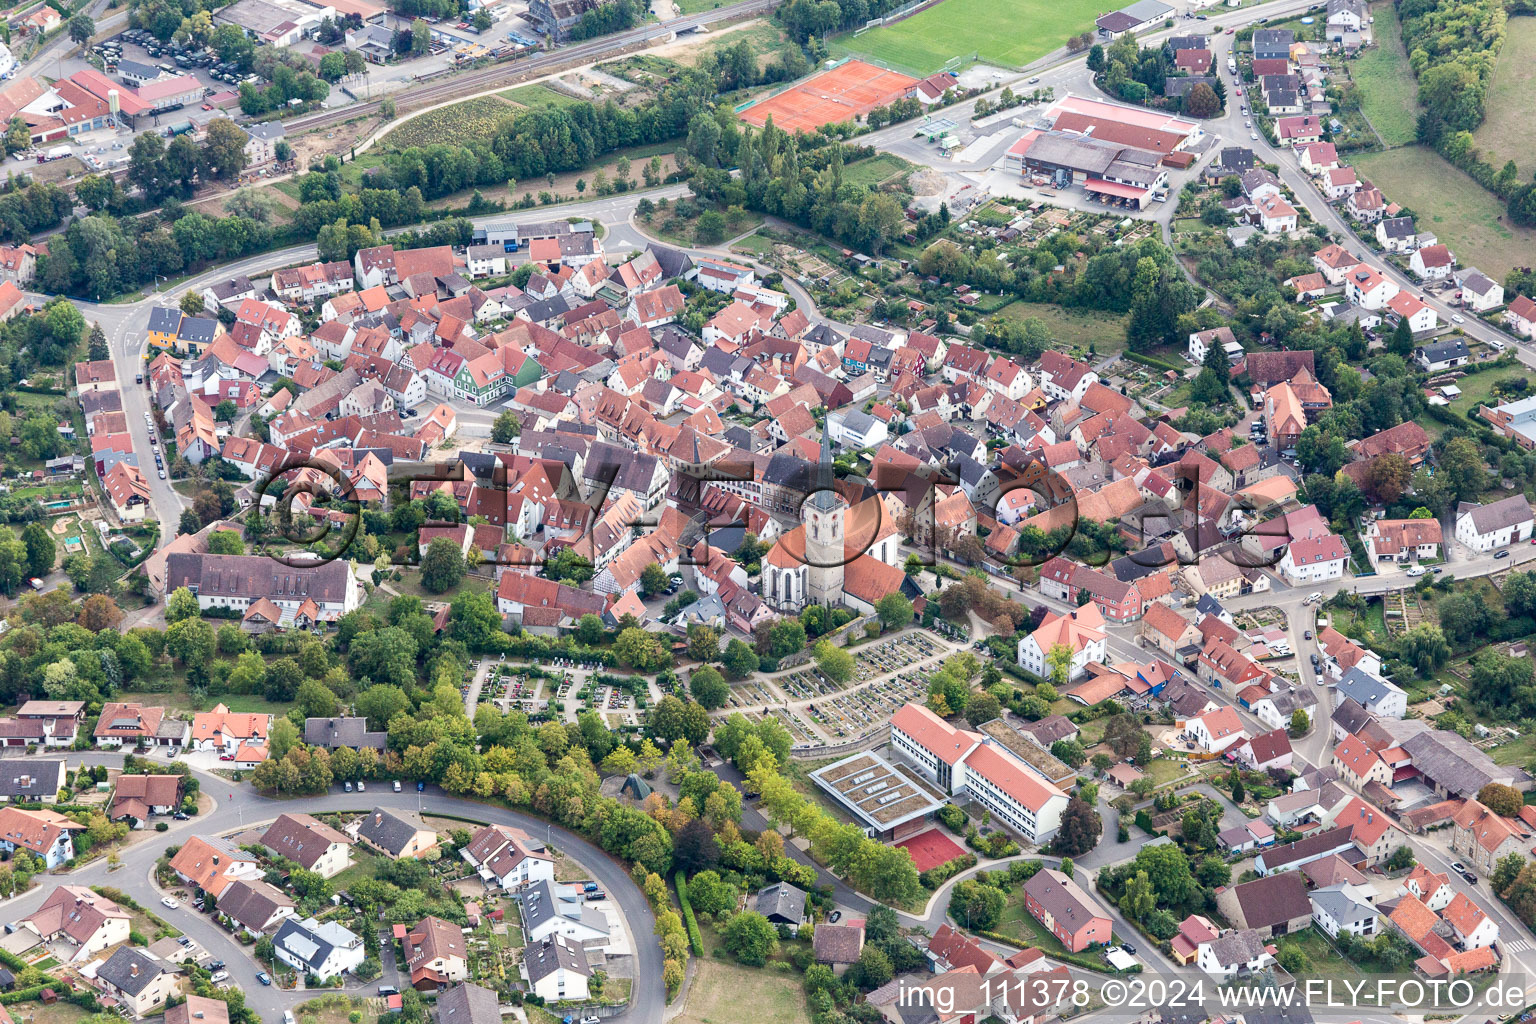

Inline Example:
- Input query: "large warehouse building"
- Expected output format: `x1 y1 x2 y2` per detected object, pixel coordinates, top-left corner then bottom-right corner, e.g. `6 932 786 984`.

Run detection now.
1004 95 1201 208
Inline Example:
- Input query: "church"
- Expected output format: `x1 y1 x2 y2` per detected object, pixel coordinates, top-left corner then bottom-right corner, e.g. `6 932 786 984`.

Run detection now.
761 433 916 617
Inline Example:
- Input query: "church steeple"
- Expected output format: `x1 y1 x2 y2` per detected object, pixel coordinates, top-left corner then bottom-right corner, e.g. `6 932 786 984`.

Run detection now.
810 429 839 511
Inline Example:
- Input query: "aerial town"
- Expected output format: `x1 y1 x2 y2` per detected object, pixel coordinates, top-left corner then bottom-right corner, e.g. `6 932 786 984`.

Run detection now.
0 0 1530 1019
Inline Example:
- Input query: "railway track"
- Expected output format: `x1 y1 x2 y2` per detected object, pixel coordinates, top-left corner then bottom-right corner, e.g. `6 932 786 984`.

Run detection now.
285 0 781 135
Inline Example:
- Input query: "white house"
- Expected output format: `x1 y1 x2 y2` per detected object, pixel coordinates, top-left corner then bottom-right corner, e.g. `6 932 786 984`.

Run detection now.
1344 265 1399 310
1277 533 1348 585
1387 292 1438 334
1016 605 1107 682
272 917 366 981
1455 495 1535 553
1415 338 1470 372
1444 892 1499 949
1185 706 1248 754
521 880 612 950
523 935 591 1002
827 409 890 451
1310 884 1377 939
1409 244 1455 281
1458 269 1504 313
1335 667 1408 719
1196 929 1274 978
460 824 555 890
1189 327 1243 366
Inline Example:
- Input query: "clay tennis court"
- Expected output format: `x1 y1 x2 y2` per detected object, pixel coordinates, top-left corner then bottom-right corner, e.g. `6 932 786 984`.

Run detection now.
894 828 966 873
739 60 920 134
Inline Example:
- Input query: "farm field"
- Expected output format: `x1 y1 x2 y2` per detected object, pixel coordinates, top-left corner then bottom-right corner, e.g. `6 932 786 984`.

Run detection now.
832 0 1102 75
1352 146 1536 280
1474 16 1536 180
381 96 517 149
1351 2 1419 147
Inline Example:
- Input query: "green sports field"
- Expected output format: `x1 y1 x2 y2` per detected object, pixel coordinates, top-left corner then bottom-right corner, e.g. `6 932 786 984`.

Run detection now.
832 0 1103 75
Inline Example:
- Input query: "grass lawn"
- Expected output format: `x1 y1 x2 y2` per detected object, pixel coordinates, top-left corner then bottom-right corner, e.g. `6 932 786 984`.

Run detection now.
1351 146 1536 280
1144 757 1190 787
989 300 1128 358
731 231 776 256
1351 2 1419 147
2 1003 92 1024
842 153 913 189
1474 15 1536 180
114 689 292 717
500 83 587 108
327 849 383 894
673 955 810 1024
1277 926 1357 979
833 0 1103 75
673 0 728 12
1490 731 1536 767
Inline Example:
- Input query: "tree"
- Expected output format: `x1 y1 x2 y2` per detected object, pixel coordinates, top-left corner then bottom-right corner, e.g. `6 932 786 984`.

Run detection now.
166 587 200 623
1046 643 1074 688
20 521 54 578
207 530 243 556
722 638 757 679
1231 776 1245 805
1478 783 1523 818
1053 796 1102 855
690 666 729 710
68 13 95 44
78 594 123 632
814 640 854 685
1400 623 1451 675
640 563 669 596
720 911 777 966
616 628 667 672
201 117 250 180
420 538 465 593
949 879 1006 930
492 410 521 443
686 624 720 663
963 691 1002 727
875 592 913 631
673 817 720 873
1289 709 1310 736
1183 81 1220 117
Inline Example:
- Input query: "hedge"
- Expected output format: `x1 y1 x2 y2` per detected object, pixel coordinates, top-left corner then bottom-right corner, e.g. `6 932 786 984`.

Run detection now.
674 871 704 957
1123 351 1184 373
920 852 978 890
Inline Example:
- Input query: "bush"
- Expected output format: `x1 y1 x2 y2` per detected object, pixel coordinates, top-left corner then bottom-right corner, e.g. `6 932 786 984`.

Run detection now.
155 822 169 832
919 852 978 890
937 804 967 832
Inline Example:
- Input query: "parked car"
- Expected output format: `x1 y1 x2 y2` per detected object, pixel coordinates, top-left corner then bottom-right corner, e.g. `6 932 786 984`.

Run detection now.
1303 630 1312 640
394 780 402 792
1496 550 1511 559
256 972 271 986
209 960 225 971
828 911 842 923
1462 871 1478 884
161 897 178 909
378 986 399 997
344 781 353 792
211 971 229 984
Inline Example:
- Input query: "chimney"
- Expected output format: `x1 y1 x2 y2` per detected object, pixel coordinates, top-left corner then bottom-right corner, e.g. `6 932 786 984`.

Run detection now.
130 963 139 977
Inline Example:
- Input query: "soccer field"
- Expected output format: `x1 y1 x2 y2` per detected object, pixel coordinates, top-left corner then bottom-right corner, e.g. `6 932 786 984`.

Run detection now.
835 0 1103 74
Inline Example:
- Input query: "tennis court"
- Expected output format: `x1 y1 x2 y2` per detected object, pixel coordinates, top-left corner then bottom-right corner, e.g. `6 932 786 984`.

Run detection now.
738 60 919 134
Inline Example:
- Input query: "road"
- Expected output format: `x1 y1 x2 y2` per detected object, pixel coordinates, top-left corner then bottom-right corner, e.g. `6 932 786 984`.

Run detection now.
0 752 662 1024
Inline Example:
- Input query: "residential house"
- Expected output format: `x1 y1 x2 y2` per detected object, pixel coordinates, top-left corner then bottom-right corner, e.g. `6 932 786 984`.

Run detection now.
272 917 366 980
1021 868 1112 952
352 808 438 860
0 806 83 868
21 885 132 962
1455 495 1534 552
218 878 296 937
403 915 468 990
91 947 183 1018
260 813 355 878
